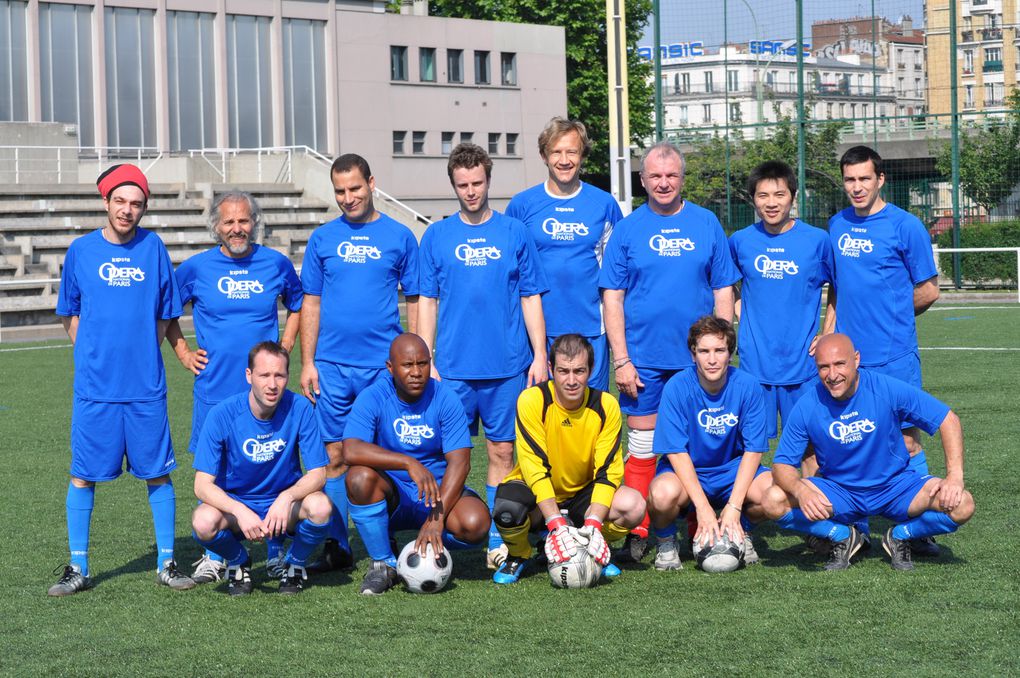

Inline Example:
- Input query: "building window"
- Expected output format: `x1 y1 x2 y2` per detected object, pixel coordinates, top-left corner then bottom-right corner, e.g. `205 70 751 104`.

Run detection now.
704 71 713 93
826 103 833 118
702 103 711 122
729 102 741 122
391 45 408 81
678 105 688 123
226 14 273 148
38 2 94 144
850 103 857 118
447 48 463 83
106 6 158 147
474 50 490 85
681 72 690 93
963 50 974 73
500 52 516 86
393 131 406 154
460 131 473 145
726 69 738 92
862 104 868 119
420 47 436 82
283 18 327 151
168 11 216 151
0 0 28 122
412 130 426 154
441 131 454 154
488 133 501 155
506 132 518 155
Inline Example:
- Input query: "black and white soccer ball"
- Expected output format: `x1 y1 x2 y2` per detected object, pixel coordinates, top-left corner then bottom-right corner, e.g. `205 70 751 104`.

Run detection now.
547 528 603 589
396 541 453 593
692 533 745 573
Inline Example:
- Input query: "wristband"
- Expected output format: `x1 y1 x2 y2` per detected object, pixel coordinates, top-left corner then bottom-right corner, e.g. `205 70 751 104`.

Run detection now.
613 357 631 368
583 516 603 530
546 515 568 530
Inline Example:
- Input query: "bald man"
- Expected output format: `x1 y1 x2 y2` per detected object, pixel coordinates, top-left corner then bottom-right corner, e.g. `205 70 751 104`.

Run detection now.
763 334 974 571
341 334 490 595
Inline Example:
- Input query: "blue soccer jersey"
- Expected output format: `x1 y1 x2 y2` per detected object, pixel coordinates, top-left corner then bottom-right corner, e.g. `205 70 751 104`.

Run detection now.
56 228 181 402
300 213 419 368
176 244 303 403
194 390 327 503
773 370 950 490
599 202 740 370
653 367 769 470
506 182 622 337
342 377 471 484
419 210 549 379
729 219 833 385
828 203 937 366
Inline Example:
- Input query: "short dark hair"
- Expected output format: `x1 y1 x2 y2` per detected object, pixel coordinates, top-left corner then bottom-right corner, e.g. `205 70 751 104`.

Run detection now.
550 334 594 371
331 153 372 182
687 316 737 354
447 143 493 182
839 145 884 176
747 160 797 198
248 340 290 371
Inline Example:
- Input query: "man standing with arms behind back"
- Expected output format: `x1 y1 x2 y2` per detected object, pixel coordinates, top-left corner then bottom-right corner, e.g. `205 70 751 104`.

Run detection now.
50 164 195 596
506 117 622 390
827 145 941 556
300 154 421 571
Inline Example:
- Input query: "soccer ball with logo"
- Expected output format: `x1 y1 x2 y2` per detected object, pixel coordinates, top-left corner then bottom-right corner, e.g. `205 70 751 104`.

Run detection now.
547 527 603 589
692 532 745 573
396 541 453 594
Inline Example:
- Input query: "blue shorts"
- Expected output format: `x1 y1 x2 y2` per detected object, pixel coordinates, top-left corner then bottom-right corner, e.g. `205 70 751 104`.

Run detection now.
806 470 932 523
656 455 769 508
762 379 815 440
189 396 216 453
863 350 922 388
386 471 482 532
444 371 527 441
70 397 176 482
228 494 276 520
547 334 609 392
619 366 684 416
315 361 386 442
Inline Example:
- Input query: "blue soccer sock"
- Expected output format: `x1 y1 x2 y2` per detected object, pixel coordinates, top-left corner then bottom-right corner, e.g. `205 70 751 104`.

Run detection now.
486 484 503 550
147 482 177 570
66 483 95 576
908 449 930 475
443 530 482 551
892 511 959 541
654 522 679 540
193 529 249 567
286 519 330 567
775 509 851 542
349 499 396 566
265 535 286 561
323 475 351 550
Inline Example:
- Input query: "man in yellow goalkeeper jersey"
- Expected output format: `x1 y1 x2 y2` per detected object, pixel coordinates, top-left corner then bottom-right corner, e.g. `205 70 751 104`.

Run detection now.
490 334 646 584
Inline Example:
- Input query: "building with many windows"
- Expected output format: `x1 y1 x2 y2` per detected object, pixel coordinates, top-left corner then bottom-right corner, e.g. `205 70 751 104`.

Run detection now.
0 0 566 218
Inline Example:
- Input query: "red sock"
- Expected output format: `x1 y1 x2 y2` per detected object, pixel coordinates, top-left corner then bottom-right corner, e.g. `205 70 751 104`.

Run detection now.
686 513 698 542
624 456 657 538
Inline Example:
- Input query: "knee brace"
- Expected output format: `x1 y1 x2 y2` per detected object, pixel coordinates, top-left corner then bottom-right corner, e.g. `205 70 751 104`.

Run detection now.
492 481 536 528
627 427 655 460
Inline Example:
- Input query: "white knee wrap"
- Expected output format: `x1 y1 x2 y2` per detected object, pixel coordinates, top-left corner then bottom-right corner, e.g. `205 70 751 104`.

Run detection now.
626 427 655 459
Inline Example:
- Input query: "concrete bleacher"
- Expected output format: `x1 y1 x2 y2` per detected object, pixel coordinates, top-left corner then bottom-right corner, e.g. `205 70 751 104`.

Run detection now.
0 183 337 332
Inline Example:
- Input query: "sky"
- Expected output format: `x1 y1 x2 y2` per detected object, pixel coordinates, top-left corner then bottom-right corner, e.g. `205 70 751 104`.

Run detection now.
642 0 926 49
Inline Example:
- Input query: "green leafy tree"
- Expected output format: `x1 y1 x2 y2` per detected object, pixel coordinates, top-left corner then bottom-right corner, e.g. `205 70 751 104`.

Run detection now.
936 90 1020 213
427 0 653 174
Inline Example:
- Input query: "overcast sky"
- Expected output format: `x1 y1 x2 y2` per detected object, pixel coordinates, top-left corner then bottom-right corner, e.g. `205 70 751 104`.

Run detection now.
643 1 926 48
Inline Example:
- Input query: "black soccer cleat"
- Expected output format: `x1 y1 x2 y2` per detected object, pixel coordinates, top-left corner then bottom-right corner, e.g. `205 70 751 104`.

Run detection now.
614 533 649 564
307 538 354 573
48 564 93 597
909 535 940 558
360 561 399 596
278 564 307 594
883 528 915 571
823 526 864 571
226 560 253 596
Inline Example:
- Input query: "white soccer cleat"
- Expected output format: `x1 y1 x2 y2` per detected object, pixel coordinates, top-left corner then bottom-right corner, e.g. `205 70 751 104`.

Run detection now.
742 535 760 565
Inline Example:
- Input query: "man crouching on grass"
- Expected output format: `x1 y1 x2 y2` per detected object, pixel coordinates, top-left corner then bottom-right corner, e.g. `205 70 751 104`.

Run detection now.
191 341 332 595
762 334 974 571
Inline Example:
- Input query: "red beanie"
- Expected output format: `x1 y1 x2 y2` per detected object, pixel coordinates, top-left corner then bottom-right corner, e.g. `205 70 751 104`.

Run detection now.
97 163 150 200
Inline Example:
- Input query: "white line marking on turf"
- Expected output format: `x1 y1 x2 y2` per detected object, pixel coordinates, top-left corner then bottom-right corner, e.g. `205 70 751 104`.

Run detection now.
0 344 71 353
930 306 1019 311
920 347 1020 351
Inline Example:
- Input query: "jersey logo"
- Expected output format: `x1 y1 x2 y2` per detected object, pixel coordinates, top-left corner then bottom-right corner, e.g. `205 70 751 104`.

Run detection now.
217 276 265 299
649 233 695 256
753 254 799 279
393 417 435 446
837 232 874 258
697 408 739 435
337 241 382 263
242 437 287 463
542 217 589 240
455 242 502 266
99 261 145 287
560 417 572 427
828 418 876 444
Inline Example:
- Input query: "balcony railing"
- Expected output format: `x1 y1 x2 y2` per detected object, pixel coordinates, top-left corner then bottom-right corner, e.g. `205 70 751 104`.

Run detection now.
983 59 1003 72
961 30 974 42
980 27 1003 41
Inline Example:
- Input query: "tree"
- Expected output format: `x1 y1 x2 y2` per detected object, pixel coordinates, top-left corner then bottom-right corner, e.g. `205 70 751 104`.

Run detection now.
935 90 1020 214
427 0 653 175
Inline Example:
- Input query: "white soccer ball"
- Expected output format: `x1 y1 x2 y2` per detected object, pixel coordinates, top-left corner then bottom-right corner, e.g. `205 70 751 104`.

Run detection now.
692 533 745 573
547 529 603 589
396 541 453 594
